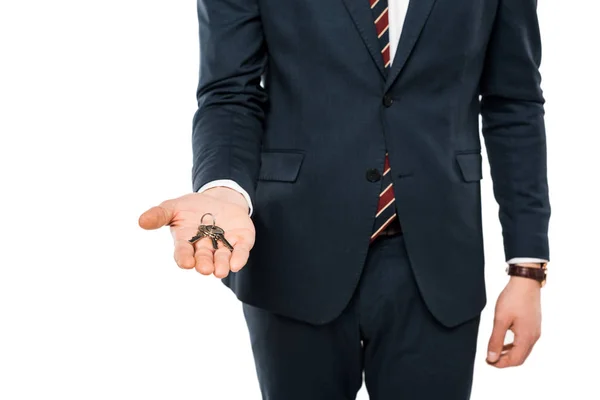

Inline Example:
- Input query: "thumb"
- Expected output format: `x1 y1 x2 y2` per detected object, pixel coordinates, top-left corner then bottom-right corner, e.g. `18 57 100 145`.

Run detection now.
487 316 510 363
138 200 175 230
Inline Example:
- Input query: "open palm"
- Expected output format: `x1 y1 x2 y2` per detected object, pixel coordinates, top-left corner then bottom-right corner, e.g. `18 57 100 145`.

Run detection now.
138 189 255 278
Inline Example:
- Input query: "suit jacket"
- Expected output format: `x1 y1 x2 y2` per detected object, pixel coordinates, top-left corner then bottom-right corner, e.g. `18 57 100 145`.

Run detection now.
191 0 550 327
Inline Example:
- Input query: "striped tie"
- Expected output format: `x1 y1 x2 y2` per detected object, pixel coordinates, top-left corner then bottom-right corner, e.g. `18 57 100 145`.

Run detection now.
369 0 397 242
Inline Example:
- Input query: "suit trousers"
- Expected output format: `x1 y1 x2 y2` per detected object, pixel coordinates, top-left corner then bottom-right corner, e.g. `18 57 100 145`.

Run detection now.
242 234 481 400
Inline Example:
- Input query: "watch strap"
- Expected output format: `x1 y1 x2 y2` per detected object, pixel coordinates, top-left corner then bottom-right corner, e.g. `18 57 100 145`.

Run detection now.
507 264 547 287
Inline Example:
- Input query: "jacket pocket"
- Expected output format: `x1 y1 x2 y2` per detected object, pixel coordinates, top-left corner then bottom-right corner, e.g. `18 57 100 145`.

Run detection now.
456 152 483 182
258 150 305 182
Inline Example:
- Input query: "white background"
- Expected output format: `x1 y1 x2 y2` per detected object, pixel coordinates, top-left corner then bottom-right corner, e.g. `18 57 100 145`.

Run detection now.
0 1 598 399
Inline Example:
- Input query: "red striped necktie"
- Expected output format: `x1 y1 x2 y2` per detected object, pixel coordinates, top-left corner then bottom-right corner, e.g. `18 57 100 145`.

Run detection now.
369 0 397 242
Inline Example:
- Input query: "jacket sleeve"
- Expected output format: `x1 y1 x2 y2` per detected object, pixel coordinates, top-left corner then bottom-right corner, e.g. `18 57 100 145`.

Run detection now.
191 0 267 204
479 0 551 261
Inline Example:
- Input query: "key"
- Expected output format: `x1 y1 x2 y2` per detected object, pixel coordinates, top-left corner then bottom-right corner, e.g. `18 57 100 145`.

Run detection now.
188 229 206 244
188 223 218 245
214 233 234 251
200 225 234 251
206 233 233 251
199 225 224 236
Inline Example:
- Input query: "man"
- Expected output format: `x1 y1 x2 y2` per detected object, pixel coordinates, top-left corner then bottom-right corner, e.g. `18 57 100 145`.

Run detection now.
139 0 550 398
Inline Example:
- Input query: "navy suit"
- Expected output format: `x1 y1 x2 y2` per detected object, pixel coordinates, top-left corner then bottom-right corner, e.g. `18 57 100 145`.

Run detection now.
191 0 550 397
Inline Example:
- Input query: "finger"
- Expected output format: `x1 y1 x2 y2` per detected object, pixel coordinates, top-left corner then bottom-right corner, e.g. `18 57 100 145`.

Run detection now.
194 240 215 275
506 328 539 367
489 342 515 368
213 247 232 278
229 237 252 272
521 329 540 363
494 330 536 368
171 225 201 269
501 343 514 354
493 344 529 368
487 316 511 364
174 239 195 269
139 200 175 230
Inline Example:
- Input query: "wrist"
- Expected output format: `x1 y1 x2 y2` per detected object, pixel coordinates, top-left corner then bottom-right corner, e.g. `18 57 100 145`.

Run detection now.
202 186 250 213
508 275 542 289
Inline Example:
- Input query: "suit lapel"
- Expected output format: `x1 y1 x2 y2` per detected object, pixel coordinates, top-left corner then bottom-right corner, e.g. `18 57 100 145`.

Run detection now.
385 0 438 91
341 0 386 78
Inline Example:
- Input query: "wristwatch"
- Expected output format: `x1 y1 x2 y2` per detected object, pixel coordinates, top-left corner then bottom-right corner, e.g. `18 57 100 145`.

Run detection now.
506 263 548 287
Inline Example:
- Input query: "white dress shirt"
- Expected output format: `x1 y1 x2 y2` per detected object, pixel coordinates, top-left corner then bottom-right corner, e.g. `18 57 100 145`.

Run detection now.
196 0 546 265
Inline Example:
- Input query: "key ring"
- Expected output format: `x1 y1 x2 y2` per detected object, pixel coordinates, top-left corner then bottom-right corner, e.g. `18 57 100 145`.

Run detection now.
188 212 233 251
200 213 216 227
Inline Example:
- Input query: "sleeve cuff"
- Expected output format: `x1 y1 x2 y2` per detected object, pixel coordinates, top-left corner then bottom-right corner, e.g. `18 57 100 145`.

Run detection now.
197 179 254 216
507 257 548 264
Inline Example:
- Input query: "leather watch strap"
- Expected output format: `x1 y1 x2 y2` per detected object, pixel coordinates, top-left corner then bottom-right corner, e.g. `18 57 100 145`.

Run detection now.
507 264 547 287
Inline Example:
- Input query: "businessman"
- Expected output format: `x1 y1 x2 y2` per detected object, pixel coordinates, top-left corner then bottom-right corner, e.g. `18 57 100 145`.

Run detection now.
139 0 550 398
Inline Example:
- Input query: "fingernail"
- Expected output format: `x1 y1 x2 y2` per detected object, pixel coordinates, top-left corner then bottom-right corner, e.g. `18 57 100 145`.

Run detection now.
487 351 498 362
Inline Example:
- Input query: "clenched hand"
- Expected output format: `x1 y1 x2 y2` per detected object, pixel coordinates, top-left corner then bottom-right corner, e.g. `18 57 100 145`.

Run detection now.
487 274 542 368
138 187 255 278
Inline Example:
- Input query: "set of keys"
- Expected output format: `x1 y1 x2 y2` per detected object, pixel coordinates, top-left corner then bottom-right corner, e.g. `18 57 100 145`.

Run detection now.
188 213 234 251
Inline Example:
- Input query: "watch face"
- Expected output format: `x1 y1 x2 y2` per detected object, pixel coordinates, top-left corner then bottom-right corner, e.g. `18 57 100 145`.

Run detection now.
541 264 548 287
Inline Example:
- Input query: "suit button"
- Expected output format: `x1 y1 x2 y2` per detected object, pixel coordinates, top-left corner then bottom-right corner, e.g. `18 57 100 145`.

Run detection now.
366 168 381 182
383 94 394 107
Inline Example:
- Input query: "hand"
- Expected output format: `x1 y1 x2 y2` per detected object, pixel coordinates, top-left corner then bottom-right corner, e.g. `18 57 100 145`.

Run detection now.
138 187 255 278
487 272 542 368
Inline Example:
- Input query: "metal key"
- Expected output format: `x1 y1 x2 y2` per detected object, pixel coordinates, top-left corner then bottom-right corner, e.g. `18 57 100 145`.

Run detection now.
188 228 206 244
188 214 233 251
188 222 218 245
201 225 234 251
198 225 219 250
189 224 217 245
199 225 224 236
213 232 234 251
